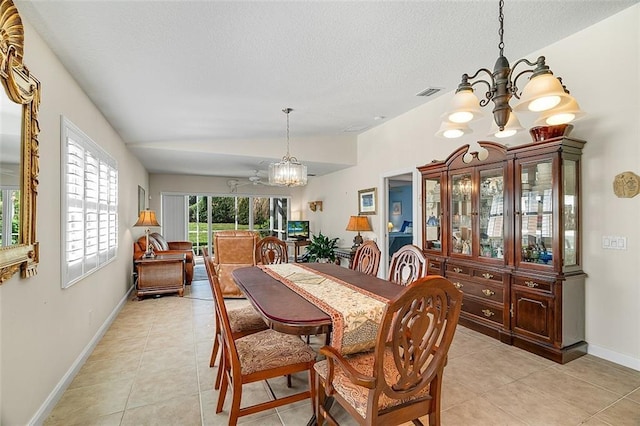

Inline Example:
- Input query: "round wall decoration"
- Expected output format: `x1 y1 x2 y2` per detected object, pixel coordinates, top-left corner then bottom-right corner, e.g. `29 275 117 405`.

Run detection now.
613 171 640 198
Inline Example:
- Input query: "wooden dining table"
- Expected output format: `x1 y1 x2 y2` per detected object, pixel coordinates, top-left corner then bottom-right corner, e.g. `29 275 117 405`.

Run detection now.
232 262 405 425
232 262 405 339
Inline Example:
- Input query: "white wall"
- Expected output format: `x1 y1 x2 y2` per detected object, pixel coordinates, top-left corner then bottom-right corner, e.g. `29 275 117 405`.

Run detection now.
303 5 640 370
0 20 148 424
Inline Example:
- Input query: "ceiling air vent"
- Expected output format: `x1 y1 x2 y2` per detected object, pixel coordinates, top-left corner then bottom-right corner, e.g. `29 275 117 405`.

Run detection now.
416 87 443 97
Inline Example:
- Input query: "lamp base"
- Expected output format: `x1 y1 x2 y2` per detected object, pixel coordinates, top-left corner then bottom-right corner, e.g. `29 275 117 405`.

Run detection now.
352 233 363 249
142 250 156 259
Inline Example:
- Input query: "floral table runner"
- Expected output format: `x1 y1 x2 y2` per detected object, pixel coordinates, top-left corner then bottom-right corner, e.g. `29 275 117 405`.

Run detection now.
259 263 388 355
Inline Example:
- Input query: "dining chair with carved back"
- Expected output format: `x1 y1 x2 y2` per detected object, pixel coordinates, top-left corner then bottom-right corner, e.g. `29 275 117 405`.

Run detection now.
210 267 317 425
351 240 381 277
314 275 463 426
202 247 268 390
387 244 427 286
256 236 289 265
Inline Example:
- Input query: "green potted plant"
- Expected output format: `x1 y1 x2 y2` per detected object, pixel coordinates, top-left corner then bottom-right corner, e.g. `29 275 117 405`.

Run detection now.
306 232 339 263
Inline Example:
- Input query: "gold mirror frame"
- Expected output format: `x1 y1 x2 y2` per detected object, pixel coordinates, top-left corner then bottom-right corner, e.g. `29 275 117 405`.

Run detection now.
0 0 40 283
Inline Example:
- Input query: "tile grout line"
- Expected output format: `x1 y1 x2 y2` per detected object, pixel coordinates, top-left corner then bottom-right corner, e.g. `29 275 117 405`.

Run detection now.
119 299 154 425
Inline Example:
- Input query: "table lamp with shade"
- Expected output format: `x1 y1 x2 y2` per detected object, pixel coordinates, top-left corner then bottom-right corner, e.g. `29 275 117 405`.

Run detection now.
345 215 372 249
134 209 160 258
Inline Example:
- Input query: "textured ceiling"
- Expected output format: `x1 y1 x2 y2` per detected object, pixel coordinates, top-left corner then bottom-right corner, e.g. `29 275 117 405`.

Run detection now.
14 0 638 180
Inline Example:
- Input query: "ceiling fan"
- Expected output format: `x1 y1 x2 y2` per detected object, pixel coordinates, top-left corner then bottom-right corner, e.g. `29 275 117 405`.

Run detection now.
227 170 271 192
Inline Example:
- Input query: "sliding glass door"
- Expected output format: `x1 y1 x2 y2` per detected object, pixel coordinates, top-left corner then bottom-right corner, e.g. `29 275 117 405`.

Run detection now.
183 194 288 256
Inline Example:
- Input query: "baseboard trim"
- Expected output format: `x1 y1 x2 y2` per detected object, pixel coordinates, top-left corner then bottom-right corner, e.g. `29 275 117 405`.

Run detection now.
588 344 640 372
28 285 135 426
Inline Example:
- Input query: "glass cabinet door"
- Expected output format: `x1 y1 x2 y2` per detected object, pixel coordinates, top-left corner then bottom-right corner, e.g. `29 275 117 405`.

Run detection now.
519 159 553 266
563 159 578 267
424 176 442 252
451 172 472 256
479 168 505 259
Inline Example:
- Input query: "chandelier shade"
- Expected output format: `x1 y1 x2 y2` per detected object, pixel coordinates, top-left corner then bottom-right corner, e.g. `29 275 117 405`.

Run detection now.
435 120 473 139
534 98 585 126
268 108 308 187
489 111 523 138
513 72 573 112
442 88 484 123
436 0 583 140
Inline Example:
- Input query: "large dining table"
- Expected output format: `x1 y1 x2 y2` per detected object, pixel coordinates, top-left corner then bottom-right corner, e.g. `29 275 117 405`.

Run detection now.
232 262 405 425
232 262 405 341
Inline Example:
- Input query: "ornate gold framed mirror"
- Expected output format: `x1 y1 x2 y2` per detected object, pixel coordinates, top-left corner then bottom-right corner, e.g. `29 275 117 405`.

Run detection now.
0 0 40 283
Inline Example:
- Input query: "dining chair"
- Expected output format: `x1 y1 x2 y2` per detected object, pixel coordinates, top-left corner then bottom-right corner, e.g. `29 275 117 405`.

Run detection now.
211 269 317 426
351 240 381 276
314 275 463 426
387 244 427 286
256 236 289 264
202 247 268 390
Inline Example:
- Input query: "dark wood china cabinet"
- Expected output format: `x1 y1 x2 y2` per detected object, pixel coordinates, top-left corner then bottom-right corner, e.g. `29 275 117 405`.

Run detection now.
419 137 586 363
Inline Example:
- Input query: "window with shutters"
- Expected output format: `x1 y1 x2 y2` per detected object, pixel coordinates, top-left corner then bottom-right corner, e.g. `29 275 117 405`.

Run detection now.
61 117 118 288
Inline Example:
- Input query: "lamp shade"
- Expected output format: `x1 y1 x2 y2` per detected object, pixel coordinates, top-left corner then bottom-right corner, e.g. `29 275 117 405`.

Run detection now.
514 73 572 113
346 215 372 232
134 209 160 227
534 97 585 126
488 111 523 138
435 121 473 139
442 88 484 123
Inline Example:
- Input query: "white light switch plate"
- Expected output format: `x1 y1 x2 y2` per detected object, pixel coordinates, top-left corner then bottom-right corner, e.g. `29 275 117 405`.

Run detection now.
602 236 627 250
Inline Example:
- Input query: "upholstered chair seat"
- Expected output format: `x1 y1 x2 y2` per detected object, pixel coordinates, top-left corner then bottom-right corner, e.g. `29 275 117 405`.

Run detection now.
236 329 317 376
228 305 268 334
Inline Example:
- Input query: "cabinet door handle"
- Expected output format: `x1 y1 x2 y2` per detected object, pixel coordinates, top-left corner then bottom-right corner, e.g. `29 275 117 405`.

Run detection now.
429 263 436 268
482 273 494 279
453 282 463 289
525 280 539 288
482 309 495 318
453 267 463 273
482 289 495 297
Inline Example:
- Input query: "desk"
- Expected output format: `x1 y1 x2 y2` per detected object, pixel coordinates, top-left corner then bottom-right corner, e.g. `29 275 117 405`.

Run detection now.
134 253 186 299
232 263 403 337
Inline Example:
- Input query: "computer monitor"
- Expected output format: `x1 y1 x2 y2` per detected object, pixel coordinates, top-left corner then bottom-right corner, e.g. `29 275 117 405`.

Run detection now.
287 220 310 240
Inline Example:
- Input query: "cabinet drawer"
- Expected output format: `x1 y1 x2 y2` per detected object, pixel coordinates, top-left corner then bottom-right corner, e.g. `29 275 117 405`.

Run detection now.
446 263 471 277
427 259 442 275
459 280 503 302
513 276 553 292
472 268 503 284
462 297 503 325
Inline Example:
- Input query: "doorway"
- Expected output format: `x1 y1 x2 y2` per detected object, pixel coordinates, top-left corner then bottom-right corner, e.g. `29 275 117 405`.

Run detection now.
380 169 419 278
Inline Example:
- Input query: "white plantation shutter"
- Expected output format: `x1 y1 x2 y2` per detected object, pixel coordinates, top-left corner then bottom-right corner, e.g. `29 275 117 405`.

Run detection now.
61 117 118 287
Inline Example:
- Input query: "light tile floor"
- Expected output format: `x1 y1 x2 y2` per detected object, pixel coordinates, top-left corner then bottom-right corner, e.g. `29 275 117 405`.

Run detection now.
45 275 640 425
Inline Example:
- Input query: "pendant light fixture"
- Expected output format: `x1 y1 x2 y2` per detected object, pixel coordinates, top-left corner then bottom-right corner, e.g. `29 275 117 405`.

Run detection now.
437 0 583 139
268 108 308 187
